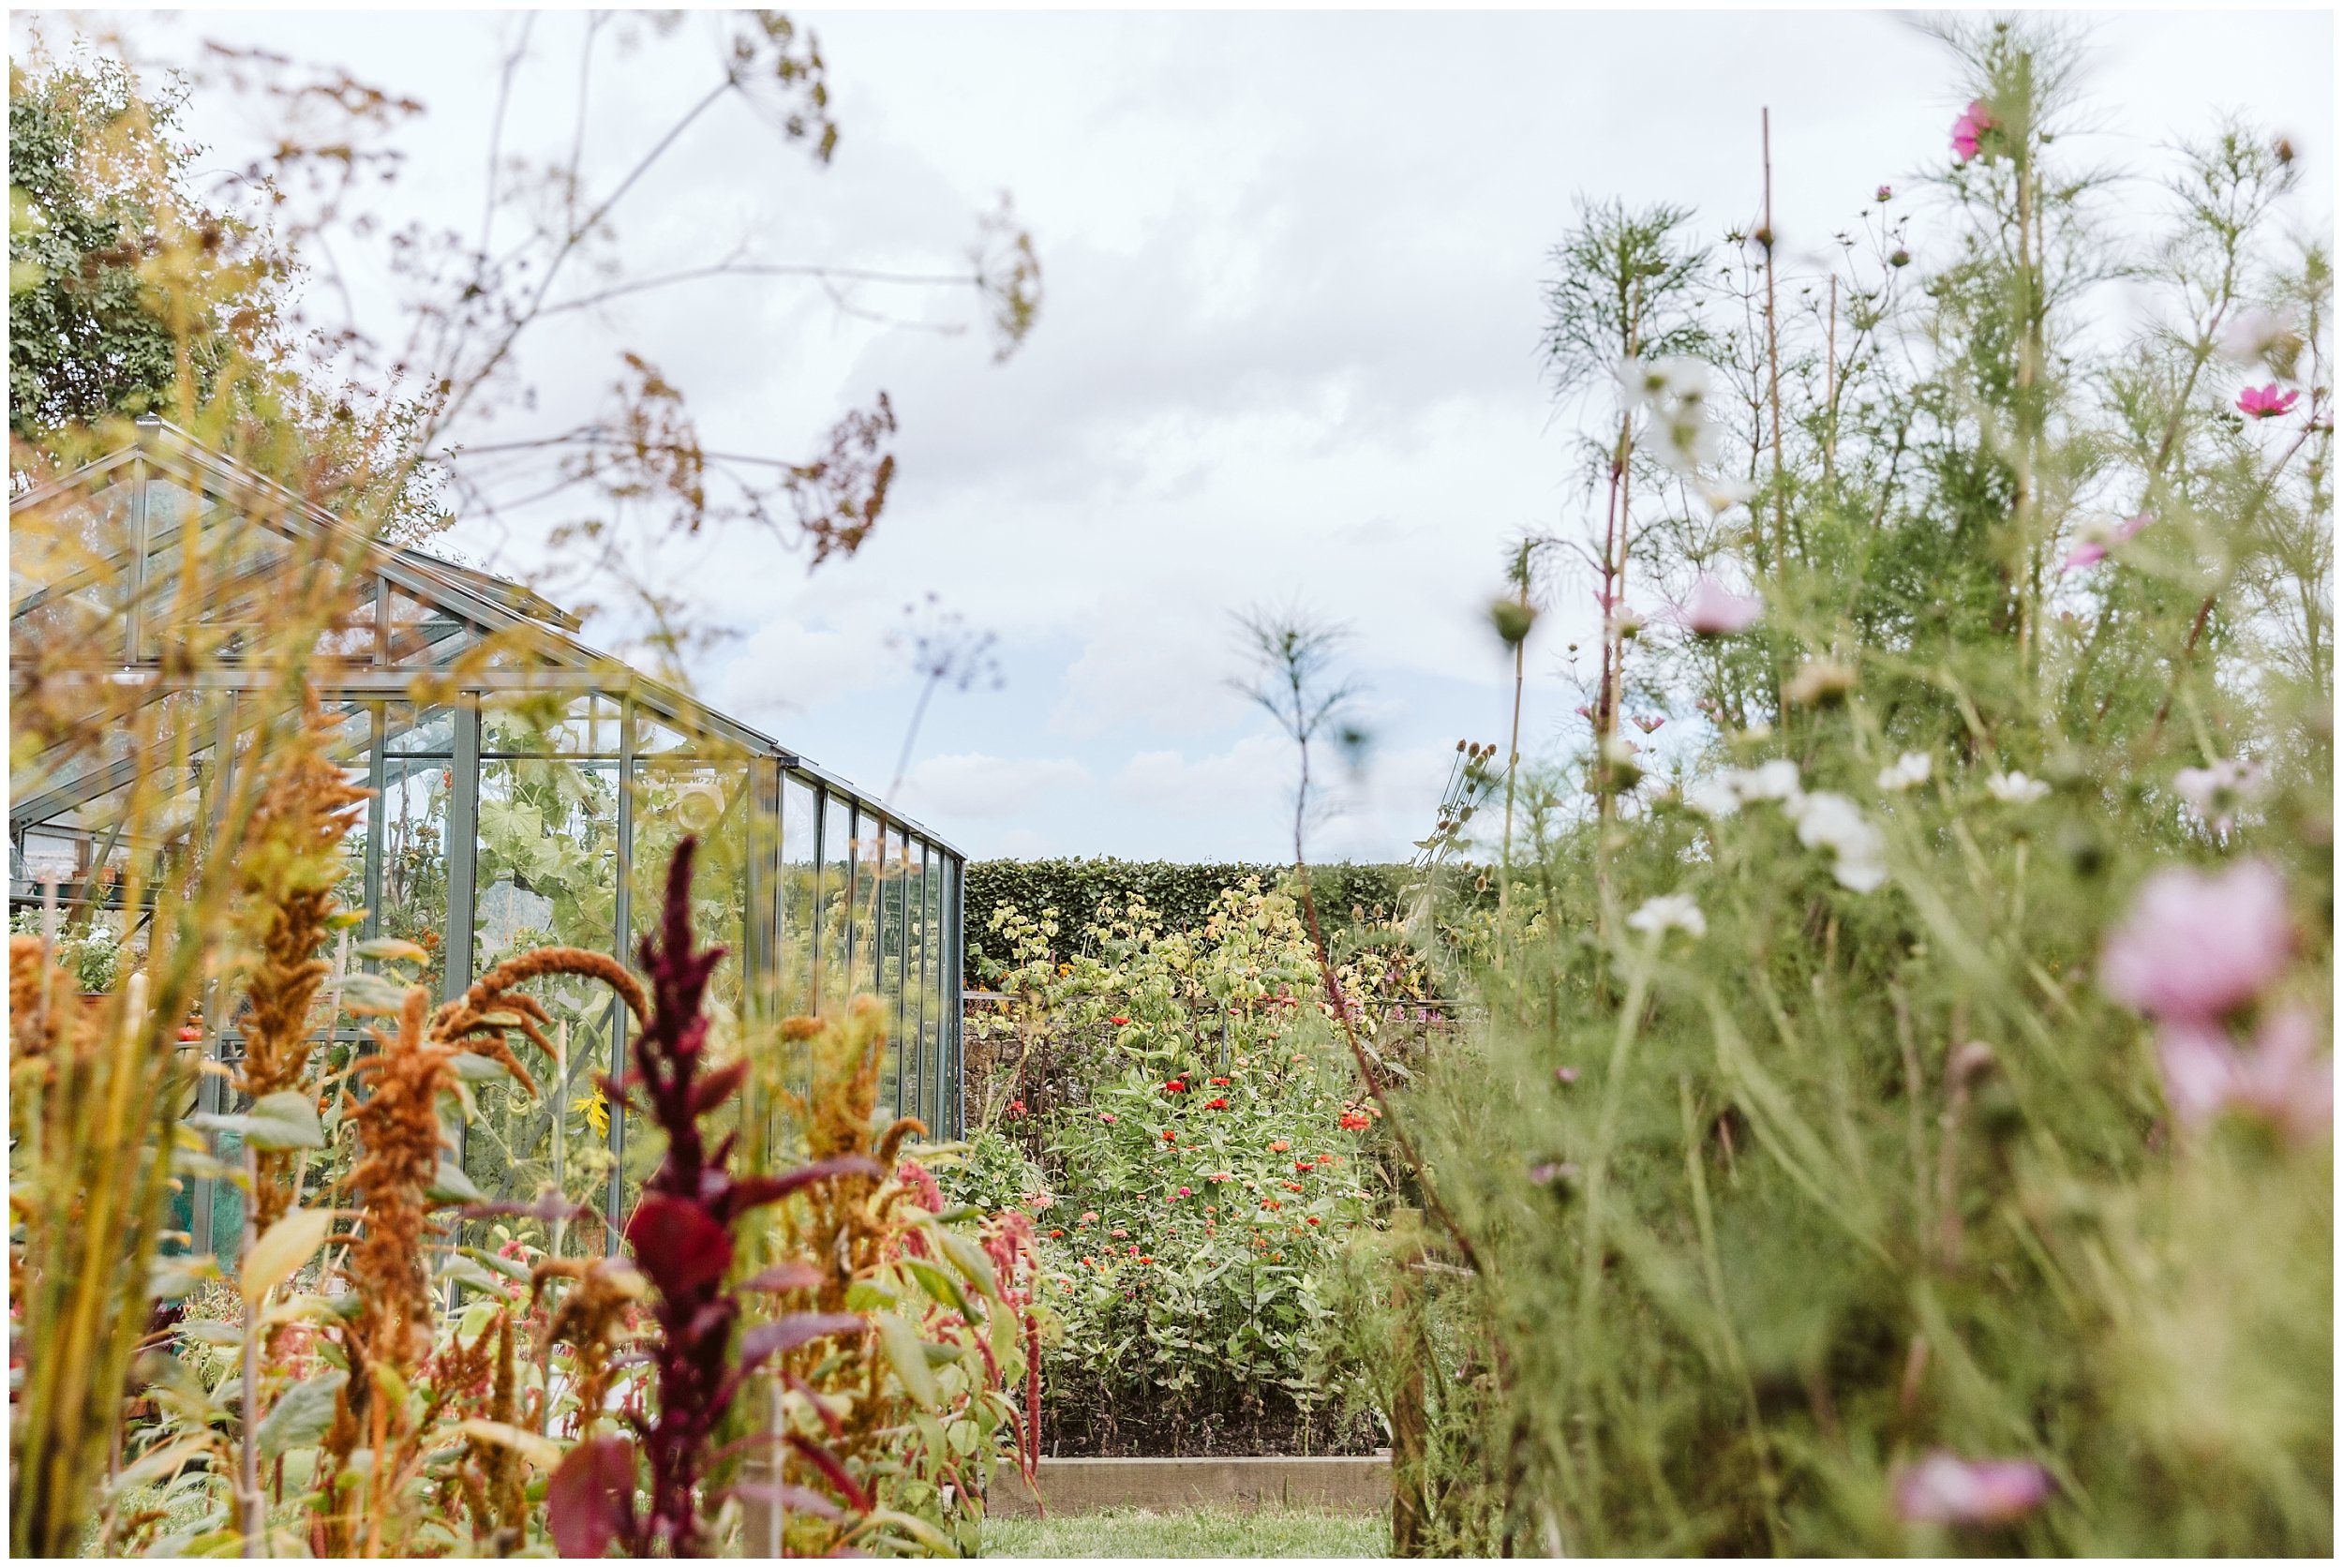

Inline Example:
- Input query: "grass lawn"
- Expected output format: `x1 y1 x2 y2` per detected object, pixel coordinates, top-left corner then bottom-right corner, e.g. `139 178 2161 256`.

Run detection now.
982 1504 1389 1558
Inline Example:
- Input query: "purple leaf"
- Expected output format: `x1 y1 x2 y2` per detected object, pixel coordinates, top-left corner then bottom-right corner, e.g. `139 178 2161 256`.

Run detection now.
547 1436 637 1558
787 1432 874 1514
692 1060 750 1116
624 1192 734 1296
722 1156 885 1220
740 1260 825 1293
726 1481 844 1521
739 1312 868 1373
460 1192 603 1228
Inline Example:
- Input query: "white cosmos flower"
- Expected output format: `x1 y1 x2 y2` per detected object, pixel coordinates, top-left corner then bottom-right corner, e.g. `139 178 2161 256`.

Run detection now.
1985 770 2050 804
1877 751 1932 792
1830 849 1891 894
1627 893 1708 940
1787 791 1890 893
1682 777 1741 820
1730 758 1804 804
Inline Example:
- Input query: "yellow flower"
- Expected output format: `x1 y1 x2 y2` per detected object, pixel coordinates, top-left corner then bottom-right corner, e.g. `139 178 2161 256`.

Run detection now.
572 1085 611 1138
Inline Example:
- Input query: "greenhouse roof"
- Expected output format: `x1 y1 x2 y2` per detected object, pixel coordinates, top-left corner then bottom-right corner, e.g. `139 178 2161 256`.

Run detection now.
8 418 957 858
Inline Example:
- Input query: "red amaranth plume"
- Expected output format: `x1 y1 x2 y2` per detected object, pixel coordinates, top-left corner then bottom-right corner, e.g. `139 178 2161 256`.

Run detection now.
551 837 876 1559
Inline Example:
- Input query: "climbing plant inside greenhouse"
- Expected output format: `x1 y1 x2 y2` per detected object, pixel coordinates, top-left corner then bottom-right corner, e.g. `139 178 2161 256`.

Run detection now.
7 8 2331 1561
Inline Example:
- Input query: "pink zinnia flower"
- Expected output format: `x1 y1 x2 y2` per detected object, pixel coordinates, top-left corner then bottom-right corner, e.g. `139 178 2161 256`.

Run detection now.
2237 382 2299 419
1680 575 1764 635
2059 514 2153 573
2157 1006 2332 1142
2100 859 2291 1023
1951 100 1993 163
1894 1452 2052 1525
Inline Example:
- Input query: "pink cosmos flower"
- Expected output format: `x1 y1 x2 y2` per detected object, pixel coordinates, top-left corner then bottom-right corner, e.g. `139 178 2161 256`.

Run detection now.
2058 514 2153 573
1875 184 1894 202
2100 859 2291 1023
2157 1006 2332 1142
1893 1452 2052 1526
2173 757 2267 834
1632 714 1665 734
1680 575 1764 635
1574 703 1593 721
2238 382 2299 419
1951 100 1993 163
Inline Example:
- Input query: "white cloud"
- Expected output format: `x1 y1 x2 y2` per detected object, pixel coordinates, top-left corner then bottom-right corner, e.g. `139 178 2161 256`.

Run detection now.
1112 734 1298 818
713 616 898 722
903 752 1093 821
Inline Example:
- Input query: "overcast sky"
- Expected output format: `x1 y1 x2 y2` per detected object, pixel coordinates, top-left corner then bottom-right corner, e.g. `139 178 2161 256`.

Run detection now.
24 7 2334 860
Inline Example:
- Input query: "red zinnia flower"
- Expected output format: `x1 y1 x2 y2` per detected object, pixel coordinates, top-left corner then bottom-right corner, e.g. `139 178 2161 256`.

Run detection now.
1109 1015 1130 1026
1162 1129 1176 1142
1306 1217 1321 1226
1205 1097 1230 1110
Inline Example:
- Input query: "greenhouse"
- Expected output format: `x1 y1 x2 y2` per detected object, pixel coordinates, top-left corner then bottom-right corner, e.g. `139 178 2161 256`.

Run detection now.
7 419 966 1246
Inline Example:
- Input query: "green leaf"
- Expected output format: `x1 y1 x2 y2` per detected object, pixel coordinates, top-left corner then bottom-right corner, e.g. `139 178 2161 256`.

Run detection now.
243 1209 334 1304
440 1256 506 1298
176 1320 242 1348
426 1160 485 1204
843 1280 897 1313
874 1312 940 1408
151 1252 223 1301
245 1091 325 1152
340 972 416 1017
934 1231 1000 1300
455 1418 561 1472
461 1245 533 1283
449 1052 511 1083
352 937 430 966
257 1369 347 1459
902 1257 973 1320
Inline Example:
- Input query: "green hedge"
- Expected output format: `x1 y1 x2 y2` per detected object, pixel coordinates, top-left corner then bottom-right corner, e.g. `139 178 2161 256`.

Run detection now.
961 859 1429 986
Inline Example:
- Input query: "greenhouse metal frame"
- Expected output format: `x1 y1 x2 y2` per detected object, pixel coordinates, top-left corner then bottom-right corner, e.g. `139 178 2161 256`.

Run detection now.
9 420 964 1246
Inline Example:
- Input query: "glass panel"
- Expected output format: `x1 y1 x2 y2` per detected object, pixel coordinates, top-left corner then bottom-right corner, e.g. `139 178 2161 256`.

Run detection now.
385 589 472 665
907 841 931 1131
941 856 960 1136
817 798 854 1014
383 704 457 754
140 472 216 542
464 754 622 1229
482 691 619 756
780 775 819 1017
875 824 904 1118
623 759 752 1202
312 576 381 664
926 844 946 1133
9 476 137 616
379 751 454 995
632 709 695 756
852 812 883 1023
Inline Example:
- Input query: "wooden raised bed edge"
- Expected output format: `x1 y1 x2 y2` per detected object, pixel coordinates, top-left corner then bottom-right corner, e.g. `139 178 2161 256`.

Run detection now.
987 1453 1393 1519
